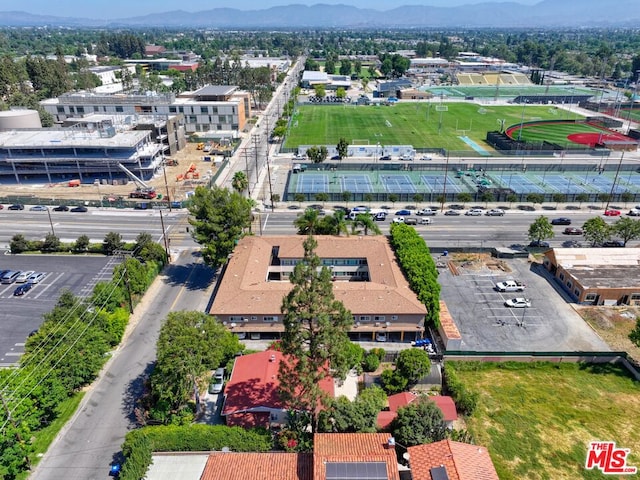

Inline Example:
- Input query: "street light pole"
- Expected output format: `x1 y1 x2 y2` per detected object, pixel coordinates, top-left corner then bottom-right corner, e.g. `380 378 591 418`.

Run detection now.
46 208 55 237
605 150 624 212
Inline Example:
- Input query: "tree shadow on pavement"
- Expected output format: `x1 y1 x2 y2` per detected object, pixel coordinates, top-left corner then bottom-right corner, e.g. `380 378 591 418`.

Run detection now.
122 360 155 428
162 262 217 291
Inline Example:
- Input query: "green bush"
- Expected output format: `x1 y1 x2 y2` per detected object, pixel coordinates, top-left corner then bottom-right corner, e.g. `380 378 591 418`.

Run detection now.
362 352 380 372
369 347 386 362
443 363 478 415
630 317 640 347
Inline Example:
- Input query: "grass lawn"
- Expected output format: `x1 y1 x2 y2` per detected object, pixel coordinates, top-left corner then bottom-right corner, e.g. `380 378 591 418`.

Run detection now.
450 361 640 480
509 122 604 149
284 102 582 150
17 392 85 480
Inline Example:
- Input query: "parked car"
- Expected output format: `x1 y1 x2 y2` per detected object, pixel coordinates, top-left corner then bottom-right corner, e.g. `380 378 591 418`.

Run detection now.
395 209 412 216
551 217 572 225
602 240 625 248
70 206 88 212
27 272 46 284
418 217 432 225
416 208 437 216
1 270 20 284
604 209 621 216
352 205 369 212
53 205 69 212
208 368 225 394
379 155 391 161
404 217 418 225
29 205 49 211
563 227 583 235
411 338 432 347
375 332 387 342
16 270 35 283
528 240 550 248
504 297 531 308
465 209 483 216
392 217 405 224
373 212 387 221
486 208 505 216
444 210 461 216
627 209 640 217
495 280 526 292
14 283 34 296
8 204 24 210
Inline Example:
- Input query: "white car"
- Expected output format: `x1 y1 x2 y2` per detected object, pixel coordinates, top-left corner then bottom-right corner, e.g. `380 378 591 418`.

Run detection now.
16 271 35 283
27 272 46 284
392 217 405 224
465 209 483 216
419 217 432 225
486 209 505 216
505 298 531 308
375 332 387 342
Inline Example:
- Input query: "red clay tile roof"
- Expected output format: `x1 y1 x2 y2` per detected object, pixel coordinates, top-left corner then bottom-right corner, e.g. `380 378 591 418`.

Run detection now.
209 236 427 317
408 440 499 480
439 301 461 340
200 452 312 480
430 396 458 422
313 433 400 480
225 411 270 429
376 410 396 430
388 391 418 412
222 351 334 418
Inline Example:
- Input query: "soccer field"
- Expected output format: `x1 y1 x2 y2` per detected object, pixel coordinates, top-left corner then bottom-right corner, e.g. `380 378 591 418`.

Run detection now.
284 102 582 151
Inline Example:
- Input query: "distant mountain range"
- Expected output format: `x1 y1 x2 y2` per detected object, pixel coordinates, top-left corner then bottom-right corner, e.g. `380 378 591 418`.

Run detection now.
1 0 638 28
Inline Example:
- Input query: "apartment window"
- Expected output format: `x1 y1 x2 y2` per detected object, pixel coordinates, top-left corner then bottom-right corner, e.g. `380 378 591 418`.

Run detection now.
200 106 208 113
358 316 371 322
169 106 177 113
57 106 64 113
77 107 85 114
374 316 385 322
559 273 565 281
566 281 572 288
263 316 278 322
178 107 184 113
391 315 398 321
93 106 99 112
631 294 640 300
229 316 242 322
574 289 580 296
189 116 197 123
115 106 123 112
585 293 597 301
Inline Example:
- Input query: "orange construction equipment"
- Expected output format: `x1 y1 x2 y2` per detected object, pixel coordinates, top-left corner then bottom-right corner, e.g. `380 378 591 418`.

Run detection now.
192 171 200 179
176 174 184 181
188 163 197 172
68 179 81 187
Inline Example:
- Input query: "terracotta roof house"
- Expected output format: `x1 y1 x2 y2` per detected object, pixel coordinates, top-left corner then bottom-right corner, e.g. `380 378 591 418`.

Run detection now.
210 236 427 343
200 452 313 480
377 393 458 429
221 350 334 429
313 433 401 480
408 440 499 480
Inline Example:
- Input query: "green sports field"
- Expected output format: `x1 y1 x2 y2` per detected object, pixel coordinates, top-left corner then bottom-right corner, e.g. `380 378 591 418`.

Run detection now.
425 85 595 98
508 122 602 149
284 103 583 151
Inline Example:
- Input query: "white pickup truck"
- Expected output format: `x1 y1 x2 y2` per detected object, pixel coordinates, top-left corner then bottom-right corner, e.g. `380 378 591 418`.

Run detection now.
495 280 526 292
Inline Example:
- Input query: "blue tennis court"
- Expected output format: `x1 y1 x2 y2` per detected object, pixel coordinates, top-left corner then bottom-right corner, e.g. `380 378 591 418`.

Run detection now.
419 174 464 193
538 175 587 194
587 175 627 194
381 174 416 193
295 173 329 193
493 173 545 194
338 174 373 193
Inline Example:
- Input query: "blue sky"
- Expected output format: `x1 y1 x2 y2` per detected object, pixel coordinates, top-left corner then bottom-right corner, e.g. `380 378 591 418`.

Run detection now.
12 0 540 19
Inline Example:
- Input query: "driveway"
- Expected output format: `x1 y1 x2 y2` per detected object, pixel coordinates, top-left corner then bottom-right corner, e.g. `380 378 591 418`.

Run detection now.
438 258 610 352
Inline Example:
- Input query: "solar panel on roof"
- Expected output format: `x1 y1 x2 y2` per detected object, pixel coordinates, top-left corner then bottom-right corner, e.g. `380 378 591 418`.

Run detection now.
429 466 450 480
325 461 388 480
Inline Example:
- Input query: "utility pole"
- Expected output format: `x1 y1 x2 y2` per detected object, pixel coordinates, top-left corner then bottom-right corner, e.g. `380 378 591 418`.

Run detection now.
605 151 624 212
159 209 171 262
162 155 172 212
252 134 260 192
243 147 252 197
46 208 55 237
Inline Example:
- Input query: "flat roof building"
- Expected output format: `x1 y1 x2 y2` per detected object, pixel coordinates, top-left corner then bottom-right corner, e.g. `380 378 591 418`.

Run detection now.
209 235 427 342
543 248 640 305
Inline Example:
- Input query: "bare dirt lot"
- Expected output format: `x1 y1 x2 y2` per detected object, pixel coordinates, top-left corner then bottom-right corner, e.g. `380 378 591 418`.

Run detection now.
0 143 219 203
579 306 640 362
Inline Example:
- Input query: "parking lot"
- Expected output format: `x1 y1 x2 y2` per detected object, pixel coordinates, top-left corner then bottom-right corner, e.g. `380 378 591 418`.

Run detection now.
438 257 610 352
0 255 120 367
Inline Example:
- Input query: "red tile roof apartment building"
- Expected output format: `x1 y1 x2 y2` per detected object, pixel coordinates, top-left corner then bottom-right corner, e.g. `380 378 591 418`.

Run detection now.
209 236 427 342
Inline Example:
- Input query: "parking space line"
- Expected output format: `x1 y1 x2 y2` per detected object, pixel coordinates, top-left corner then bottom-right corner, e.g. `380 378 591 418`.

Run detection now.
34 272 65 299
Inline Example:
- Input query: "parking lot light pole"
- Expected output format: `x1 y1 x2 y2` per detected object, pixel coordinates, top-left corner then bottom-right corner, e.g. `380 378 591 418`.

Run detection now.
46 208 55 237
604 150 625 212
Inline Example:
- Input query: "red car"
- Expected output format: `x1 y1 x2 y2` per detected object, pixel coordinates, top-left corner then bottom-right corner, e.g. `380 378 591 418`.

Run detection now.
604 209 621 216
563 227 583 235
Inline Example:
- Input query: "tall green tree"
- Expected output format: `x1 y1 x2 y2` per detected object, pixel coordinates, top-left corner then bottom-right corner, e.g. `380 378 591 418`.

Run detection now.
278 236 353 432
395 348 431 385
528 216 554 243
188 186 252 268
583 216 610 246
294 208 321 235
391 397 447 447
612 217 640 246
352 213 381 236
231 171 249 195
103 231 124 255
336 137 349 159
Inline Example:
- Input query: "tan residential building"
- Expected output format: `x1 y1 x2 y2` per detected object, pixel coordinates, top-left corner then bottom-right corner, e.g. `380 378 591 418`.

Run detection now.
543 248 640 305
209 235 427 342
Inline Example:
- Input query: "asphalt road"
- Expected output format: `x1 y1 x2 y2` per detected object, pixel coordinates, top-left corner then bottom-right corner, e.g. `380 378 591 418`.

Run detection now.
259 209 629 249
29 248 218 480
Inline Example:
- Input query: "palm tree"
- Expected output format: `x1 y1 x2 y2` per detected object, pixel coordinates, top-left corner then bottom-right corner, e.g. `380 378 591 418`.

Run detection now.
293 208 320 235
353 213 382 236
231 171 249 195
329 211 349 236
